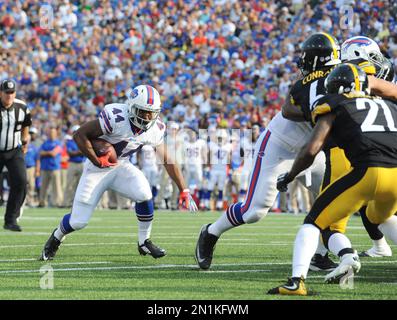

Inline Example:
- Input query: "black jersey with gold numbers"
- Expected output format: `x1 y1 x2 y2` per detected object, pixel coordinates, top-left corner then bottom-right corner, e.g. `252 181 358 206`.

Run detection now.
313 93 397 167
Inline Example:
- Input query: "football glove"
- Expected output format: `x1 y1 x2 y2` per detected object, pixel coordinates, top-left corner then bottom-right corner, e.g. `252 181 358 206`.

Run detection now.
179 189 198 212
277 172 293 192
97 151 117 168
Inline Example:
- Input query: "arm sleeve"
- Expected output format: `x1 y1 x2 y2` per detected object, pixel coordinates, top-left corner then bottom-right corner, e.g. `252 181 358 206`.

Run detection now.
22 108 32 127
289 82 300 107
289 82 312 121
98 105 116 135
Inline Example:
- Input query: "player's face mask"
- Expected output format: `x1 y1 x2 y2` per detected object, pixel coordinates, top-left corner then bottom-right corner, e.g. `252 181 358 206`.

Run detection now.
130 106 160 131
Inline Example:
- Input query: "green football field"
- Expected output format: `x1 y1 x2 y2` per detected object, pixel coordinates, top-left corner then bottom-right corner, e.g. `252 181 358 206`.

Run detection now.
0 208 396 300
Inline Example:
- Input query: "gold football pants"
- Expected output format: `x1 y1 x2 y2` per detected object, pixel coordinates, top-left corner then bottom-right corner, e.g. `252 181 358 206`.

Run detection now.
321 147 351 233
307 166 397 230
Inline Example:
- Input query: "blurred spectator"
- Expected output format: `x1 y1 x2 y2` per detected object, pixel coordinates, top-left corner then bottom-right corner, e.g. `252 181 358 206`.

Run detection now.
62 125 85 208
38 127 63 207
60 138 70 199
25 127 40 207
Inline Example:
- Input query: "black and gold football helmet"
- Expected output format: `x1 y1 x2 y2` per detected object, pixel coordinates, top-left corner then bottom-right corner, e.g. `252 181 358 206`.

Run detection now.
298 32 341 76
325 63 369 95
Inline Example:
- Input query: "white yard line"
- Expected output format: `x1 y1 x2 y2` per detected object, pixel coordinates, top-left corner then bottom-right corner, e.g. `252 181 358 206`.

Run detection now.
0 260 396 275
0 259 112 265
0 240 395 249
0 262 288 275
18 217 103 221
0 263 205 274
25 225 303 230
0 258 37 262
0 231 384 238
0 242 292 249
202 269 270 273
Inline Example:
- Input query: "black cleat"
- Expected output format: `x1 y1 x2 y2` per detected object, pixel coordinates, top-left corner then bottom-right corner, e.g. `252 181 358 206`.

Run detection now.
3 223 22 232
138 239 166 259
195 224 219 270
39 229 62 261
309 253 338 272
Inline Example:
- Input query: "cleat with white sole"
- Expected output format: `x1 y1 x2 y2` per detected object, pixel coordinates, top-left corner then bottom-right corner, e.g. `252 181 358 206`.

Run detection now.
324 252 361 284
359 245 392 258
268 276 307 296
138 239 166 259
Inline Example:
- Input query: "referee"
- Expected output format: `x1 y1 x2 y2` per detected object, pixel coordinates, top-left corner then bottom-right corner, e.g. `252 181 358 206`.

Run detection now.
0 79 32 232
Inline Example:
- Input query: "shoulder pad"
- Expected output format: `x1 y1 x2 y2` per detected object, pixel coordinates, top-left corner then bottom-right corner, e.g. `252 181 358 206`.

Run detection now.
311 94 345 123
349 58 376 75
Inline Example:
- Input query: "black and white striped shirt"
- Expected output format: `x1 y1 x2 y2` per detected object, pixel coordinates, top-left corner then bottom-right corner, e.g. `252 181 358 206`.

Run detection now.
0 98 32 151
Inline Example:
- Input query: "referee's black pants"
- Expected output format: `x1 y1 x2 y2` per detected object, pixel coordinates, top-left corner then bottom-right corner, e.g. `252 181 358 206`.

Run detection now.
0 148 27 224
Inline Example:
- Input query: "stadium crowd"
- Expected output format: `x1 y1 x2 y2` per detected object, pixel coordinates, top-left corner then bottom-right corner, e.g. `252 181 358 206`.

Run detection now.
0 0 396 211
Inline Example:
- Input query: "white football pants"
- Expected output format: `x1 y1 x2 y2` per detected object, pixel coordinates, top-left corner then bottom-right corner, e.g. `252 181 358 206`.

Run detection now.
226 128 325 226
69 160 152 229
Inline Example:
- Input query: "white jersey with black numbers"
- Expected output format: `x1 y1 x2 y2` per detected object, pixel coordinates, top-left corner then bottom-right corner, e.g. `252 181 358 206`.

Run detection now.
266 112 312 152
98 103 166 161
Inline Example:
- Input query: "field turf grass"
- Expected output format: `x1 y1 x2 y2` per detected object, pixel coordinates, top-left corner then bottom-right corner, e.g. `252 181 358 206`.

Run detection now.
0 208 396 300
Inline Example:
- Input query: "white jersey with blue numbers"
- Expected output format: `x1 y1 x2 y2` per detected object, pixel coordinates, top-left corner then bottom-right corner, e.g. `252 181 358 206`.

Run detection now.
241 138 255 173
184 139 206 167
209 142 232 171
98 103 166 161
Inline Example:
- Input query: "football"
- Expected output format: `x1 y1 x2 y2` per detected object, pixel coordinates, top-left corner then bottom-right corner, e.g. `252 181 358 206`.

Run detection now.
91 138 118 163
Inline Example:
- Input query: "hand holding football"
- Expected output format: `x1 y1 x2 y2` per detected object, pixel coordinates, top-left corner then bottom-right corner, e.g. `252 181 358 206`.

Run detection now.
91 138 118 163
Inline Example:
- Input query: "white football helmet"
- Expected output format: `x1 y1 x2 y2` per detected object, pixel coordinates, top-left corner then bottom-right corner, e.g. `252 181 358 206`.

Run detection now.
341 36 385 72
341 36 382 62
126 85 161 131
216 129 228 143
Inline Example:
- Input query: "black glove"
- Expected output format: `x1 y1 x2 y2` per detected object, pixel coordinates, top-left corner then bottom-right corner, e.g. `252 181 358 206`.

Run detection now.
277 172 293 192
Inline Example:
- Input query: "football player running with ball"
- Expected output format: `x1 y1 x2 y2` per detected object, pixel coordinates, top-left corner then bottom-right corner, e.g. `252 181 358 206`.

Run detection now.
39 85 197 261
